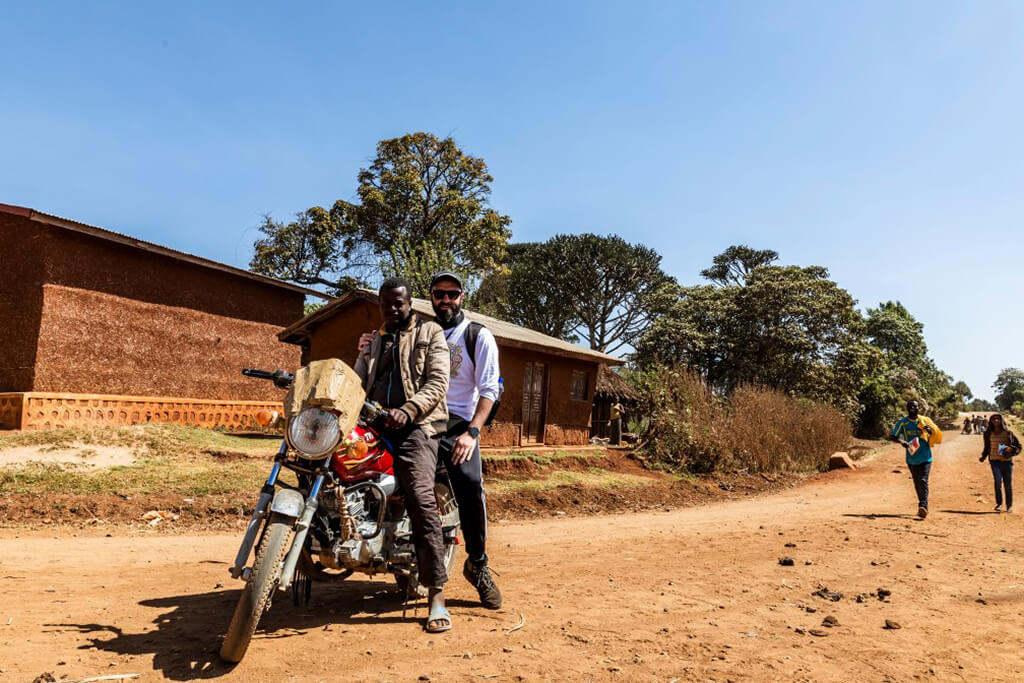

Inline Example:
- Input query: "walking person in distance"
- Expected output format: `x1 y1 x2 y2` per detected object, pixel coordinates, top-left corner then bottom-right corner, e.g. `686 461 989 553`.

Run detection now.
979 413 1021 513
890 400 943 519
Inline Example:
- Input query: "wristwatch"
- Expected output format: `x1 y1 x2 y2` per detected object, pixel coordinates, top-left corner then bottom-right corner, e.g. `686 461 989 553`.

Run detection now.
467 426 480 439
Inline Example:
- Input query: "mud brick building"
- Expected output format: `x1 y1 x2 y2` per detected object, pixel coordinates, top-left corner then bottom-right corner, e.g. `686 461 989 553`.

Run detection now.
0 204 325 430
278 289 623 448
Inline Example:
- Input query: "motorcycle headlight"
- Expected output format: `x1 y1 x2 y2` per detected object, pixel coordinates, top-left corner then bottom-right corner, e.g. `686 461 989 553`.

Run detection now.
287 407 340 458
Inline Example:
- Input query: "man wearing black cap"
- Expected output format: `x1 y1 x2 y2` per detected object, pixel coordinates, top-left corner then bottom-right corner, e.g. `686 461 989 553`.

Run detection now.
360 272 503 609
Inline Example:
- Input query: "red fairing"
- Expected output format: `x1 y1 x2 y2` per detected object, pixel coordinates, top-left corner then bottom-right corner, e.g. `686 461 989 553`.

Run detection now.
330 424 394 482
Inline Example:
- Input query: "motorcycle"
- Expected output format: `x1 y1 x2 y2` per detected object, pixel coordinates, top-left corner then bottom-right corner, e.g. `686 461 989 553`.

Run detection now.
219 362 461 663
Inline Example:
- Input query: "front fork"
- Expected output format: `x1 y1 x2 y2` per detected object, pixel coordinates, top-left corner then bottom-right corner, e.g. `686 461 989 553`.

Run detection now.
228 441 286 579
277 468 326 592
227 439 330 593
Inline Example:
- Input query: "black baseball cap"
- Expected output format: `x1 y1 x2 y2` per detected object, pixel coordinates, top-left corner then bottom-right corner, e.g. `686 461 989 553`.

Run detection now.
430 271 464 289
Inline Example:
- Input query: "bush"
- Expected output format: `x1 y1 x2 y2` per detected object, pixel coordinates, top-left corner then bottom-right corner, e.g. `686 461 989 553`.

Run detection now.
632 366 850 474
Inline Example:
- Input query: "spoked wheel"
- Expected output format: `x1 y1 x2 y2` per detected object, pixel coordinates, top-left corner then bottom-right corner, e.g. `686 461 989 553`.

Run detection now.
394 481 461 598
219 512 293 663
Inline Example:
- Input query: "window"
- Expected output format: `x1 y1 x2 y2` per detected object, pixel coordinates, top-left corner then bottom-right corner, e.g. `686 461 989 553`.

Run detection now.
570 370 589 401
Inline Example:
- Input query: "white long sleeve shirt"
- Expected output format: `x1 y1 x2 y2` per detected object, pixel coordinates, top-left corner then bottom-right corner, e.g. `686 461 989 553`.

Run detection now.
442 317 500 422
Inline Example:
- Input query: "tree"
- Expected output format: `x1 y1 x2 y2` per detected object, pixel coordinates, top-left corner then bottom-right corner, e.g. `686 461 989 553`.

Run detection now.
858 300 960 432
993 368 1024 411
249 204 371 294
471 242 579 340
967 398 998 412
556 234 671 354
474 234 671 354
632 283 735 386
864 301 927 371
635 261 875 416
699 245 778 286
952 381 973 403
251 132 512 296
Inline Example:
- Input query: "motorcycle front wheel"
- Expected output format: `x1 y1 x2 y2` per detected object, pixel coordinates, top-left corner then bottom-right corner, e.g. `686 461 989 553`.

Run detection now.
394 481 461 598
219 512 293 663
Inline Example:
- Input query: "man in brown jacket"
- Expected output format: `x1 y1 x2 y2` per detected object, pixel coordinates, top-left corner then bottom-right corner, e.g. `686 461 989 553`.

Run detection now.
354 277 453 632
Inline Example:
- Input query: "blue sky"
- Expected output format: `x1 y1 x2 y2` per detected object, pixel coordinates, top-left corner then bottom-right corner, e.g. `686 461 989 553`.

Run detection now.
3 1 1022 400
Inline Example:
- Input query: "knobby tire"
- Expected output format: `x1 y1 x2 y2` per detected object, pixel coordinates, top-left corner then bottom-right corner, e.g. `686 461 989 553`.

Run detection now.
219 512 293 663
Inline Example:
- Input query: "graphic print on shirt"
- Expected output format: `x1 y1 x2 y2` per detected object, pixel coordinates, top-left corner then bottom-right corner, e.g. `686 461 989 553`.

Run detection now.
449 342 464 379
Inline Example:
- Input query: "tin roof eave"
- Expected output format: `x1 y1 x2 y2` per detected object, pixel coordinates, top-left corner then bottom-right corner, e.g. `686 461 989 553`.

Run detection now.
278 289 624 366
0 203 332 300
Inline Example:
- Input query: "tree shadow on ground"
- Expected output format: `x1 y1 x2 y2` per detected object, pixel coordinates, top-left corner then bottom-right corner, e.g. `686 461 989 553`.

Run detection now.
46 578 476 680
842 513 917 520
939 509 1000 515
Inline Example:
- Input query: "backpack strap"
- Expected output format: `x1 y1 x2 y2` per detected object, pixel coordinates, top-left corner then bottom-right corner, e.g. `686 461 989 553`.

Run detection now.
464 321 483 367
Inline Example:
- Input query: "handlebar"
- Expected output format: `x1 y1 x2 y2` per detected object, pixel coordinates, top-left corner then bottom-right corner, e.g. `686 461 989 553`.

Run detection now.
242 368 294 389
362 400 388 420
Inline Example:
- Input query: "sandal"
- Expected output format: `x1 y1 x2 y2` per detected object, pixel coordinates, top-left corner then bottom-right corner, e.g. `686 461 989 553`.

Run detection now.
425 605 452 633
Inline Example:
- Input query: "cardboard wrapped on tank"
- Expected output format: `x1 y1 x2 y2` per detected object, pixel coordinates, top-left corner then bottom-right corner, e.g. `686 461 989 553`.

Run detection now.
284 358 366 436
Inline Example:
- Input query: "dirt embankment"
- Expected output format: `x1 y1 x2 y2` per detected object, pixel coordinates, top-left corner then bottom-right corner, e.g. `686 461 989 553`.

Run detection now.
0 446 804 529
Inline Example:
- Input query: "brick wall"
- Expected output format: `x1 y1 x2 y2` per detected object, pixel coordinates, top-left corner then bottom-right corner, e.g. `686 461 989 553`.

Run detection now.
33 284 298 401
0 213 45 392
0 213 307 403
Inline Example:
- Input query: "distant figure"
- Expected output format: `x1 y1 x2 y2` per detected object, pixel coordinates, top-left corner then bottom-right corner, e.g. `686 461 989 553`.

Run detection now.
978 415 988 435
890 400 943 519
975 415 985 434
610 400 624 446
963 416 972 434
979 413 1020 513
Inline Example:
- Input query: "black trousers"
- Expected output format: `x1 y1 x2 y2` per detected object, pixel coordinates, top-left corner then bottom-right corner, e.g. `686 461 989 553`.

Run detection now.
439 416 488 562
909 461 931 510
384 425 448 588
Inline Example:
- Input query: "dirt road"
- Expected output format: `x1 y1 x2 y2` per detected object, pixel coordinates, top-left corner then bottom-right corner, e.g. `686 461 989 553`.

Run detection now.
2 429 1022 682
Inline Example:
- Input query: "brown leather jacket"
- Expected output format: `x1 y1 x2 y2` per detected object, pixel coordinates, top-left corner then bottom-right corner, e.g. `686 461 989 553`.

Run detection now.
354 313 450 437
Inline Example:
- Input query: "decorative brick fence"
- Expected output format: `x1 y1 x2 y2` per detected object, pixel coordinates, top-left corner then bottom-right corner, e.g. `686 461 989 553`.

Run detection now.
0 392 282 431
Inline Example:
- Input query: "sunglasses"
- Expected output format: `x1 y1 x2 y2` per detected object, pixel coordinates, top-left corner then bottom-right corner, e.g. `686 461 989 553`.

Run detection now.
431 289 462 300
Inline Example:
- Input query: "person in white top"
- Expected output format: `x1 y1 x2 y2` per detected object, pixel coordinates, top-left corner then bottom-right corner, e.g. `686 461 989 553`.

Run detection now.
360 272 503 609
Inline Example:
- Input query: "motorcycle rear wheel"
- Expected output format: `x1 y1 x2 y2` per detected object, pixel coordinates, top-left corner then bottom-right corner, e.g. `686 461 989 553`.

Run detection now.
394 482 460 598
219 512 293 663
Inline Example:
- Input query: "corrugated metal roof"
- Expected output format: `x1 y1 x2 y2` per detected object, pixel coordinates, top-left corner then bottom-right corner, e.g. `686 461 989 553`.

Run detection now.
279 288 624 365
0 203 331 299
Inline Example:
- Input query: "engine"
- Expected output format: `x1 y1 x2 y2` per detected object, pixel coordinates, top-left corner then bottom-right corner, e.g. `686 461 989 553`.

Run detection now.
319 475 396 569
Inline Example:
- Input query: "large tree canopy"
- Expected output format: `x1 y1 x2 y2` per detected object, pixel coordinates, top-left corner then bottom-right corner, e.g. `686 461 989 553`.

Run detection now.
864 301 927 371
472 241 579 341
251 132 512 295
699 244 778 286
993 367 1024 411
473 234 671 354
635 253 875 415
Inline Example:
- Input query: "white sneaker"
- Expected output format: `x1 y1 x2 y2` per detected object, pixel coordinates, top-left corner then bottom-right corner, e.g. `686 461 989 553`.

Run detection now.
994 505 1003 512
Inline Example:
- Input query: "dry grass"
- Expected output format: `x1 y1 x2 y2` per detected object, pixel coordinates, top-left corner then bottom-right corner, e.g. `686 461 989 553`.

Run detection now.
483 449 606 466
634 366 851 474
0 425 621 499
486 469 652 494
0 423 280 458
0 457 271 496
0 424 283 496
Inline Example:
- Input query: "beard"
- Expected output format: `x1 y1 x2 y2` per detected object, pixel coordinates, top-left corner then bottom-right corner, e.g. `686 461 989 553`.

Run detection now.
433 303 462 328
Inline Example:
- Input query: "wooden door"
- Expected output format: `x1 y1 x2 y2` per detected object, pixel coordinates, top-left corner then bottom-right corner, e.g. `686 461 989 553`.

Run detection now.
521 362 548 444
